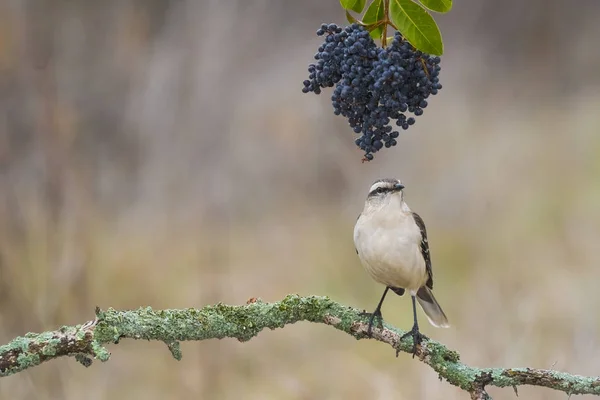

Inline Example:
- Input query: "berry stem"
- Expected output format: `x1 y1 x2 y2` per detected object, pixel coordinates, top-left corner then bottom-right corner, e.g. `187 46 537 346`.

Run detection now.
419 58 430 77
382 0 389 48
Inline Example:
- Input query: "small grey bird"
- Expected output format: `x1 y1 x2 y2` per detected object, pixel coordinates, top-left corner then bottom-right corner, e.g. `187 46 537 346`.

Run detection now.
354 178 449 355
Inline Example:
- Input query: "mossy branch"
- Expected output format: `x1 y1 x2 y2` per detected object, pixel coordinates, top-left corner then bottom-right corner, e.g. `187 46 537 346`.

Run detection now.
0 295 599 398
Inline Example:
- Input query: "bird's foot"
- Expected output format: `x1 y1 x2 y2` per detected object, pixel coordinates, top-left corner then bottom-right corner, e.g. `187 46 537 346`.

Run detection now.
359 308 384 337
398 324 428 358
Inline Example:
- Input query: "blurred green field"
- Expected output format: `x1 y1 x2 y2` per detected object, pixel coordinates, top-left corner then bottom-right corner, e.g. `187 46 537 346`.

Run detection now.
2 1 600 399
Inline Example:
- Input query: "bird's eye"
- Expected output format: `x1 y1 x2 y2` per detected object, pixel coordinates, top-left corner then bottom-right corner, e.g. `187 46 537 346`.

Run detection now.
376 187 385 194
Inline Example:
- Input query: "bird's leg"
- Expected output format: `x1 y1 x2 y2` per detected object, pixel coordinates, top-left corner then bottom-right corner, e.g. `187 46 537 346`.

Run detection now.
359 287 390 337
398 295 429 358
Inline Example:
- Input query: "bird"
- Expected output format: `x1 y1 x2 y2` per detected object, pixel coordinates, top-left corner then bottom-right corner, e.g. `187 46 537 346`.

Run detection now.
353 178 449 356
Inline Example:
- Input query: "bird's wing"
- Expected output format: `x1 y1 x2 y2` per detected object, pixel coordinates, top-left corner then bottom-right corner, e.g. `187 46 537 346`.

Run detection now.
411 212 433 289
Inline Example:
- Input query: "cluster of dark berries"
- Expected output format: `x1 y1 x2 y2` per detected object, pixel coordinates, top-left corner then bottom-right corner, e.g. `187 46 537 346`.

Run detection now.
302 23 442 160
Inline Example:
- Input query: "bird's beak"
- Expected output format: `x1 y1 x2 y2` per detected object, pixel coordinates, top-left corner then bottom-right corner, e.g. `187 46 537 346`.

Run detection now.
394 183 405 191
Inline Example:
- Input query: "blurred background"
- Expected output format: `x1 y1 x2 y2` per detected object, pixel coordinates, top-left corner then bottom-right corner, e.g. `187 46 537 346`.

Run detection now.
1 0 600 399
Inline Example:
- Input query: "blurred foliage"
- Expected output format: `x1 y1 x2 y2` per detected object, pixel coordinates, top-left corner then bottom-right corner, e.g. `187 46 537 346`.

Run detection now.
1 1 600 399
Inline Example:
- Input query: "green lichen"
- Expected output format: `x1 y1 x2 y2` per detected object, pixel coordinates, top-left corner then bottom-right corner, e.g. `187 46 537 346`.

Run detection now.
90 341 110 362
75 354 92 367
164 341 182 361
40 341 58 356
15 351 40 370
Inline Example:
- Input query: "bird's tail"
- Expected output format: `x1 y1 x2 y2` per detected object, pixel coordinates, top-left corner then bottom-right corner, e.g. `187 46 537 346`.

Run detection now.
416 286 450 328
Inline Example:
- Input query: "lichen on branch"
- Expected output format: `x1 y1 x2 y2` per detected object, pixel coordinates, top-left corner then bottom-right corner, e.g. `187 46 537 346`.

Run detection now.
0 295 599 399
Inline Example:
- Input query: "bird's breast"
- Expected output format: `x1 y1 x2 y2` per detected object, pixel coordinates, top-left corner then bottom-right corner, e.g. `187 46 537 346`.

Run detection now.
354 210 427 291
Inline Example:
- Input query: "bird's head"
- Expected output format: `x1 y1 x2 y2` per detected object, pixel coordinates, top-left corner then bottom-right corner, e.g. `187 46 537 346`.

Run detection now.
365 178 405 207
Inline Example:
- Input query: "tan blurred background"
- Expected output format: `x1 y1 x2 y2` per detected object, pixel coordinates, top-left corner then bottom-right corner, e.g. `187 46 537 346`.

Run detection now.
1 0 600 399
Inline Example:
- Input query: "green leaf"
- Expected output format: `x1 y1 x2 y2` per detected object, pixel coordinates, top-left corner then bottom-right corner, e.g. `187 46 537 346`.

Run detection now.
363 0 385 39
389 0 443 55
340 0 367 13
369 27 383 40
346 11 368 26
363 0 385 24
346 10 359 24
418 0 452 13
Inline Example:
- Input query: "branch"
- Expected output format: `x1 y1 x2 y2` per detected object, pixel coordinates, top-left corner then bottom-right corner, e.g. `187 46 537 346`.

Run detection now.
1 295 599 398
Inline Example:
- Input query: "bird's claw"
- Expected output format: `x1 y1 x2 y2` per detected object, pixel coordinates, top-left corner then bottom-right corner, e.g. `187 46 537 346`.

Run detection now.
359 309 384 337
397 324 428 358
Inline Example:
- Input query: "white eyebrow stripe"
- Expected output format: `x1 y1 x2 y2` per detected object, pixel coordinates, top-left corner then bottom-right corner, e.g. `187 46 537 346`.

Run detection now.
368 181 393 193
368 179 402 193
